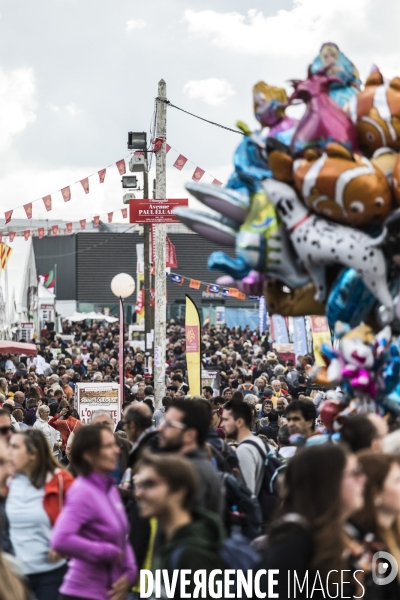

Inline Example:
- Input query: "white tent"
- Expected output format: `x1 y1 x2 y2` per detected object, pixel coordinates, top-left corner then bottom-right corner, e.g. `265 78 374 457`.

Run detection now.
65 311 118 323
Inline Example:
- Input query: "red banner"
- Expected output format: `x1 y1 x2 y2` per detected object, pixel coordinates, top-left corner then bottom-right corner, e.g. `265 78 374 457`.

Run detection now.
52 225 59 236
166 236 178 268
5 210 12 224
152 137 165 152
79 219 86 230
121 208 128 219
98 169 106 183
93 216 100 227
135 288 144 314
24 203 33 219
310 315 330 333
107 212 113 223
116 159 126 175
173 154 188 171
129 198 188 224
186 325 200 353
212 179 223 186
61 187 71 202
42 195 52 212
166 144 171 153
23 230 30 240
38 228 45 239
192 167 205 182
9 232 15 242
66 222 73 233
80 178 89 194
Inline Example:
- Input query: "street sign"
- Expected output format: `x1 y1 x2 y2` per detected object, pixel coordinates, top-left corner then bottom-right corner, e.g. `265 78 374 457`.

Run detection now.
129 198 188 224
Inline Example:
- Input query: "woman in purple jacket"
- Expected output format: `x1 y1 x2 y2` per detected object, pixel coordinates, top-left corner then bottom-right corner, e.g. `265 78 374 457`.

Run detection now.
51 424 137 600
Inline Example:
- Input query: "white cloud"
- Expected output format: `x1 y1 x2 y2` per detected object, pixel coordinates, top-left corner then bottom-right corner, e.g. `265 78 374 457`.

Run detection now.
0 67 36 152
183 78 236 106
48 104 60 113
183 1 373 59
126 19 147 32
65 103 82 117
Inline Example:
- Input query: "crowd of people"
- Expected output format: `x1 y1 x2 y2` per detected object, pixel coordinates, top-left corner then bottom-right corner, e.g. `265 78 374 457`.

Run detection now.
0 318 399 599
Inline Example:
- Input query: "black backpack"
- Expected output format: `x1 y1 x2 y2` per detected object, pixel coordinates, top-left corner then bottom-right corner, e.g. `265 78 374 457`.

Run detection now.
240 439 285 523
208 440 263 540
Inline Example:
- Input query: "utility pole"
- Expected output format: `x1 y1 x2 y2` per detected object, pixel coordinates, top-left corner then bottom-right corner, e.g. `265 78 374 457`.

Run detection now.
154 79 167 407
143 169 152 349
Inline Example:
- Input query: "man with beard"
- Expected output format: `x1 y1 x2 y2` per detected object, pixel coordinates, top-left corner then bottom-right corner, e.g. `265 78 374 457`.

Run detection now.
158 400 223 515
285 399 316 440
221 399 265 495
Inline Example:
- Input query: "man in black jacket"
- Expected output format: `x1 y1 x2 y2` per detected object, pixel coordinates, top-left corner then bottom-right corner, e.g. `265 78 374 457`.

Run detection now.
158 399 224 516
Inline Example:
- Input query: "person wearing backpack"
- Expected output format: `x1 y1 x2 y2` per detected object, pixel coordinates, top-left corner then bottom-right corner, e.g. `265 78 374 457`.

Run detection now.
238 375 259 397
135 452 225 599
6 429 74 600
222 400 284 523
221 400 265 495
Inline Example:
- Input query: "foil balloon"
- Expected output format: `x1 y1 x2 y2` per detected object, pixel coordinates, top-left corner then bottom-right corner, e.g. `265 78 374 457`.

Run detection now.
310 42 361 108
253 82 298 146
262 179 394 323
289 68 358 156
348 71 400 157
292 142 393 227
326 269 376 329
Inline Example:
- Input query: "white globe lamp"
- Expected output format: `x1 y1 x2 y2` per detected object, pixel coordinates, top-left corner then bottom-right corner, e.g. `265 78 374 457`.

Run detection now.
111 273 135 299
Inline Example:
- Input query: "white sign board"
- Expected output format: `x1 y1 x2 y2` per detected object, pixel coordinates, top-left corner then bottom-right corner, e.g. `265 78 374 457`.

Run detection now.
74 383 121 427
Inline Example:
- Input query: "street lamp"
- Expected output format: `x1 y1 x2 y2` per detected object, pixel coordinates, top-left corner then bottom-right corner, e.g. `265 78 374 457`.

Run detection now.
111 273 135 405
127 132 147 151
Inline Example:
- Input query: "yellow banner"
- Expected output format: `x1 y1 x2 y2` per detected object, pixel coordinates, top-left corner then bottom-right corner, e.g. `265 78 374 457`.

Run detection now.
0 244 12 270
310 315 332 366
185 295 201 397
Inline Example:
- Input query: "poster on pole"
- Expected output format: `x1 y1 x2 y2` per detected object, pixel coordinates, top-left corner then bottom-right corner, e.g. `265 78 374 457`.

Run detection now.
74 383 121 427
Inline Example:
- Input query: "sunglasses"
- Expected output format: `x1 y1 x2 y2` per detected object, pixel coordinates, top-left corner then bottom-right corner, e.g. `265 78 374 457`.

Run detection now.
0 426 13 435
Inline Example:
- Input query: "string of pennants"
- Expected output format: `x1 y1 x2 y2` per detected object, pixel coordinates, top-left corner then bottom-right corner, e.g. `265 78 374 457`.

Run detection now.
151 137 223 185
2 157 131 226
0 208 129 242
168 271 261 302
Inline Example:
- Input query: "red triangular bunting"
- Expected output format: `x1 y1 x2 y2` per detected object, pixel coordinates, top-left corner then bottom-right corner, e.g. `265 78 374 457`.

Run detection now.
9 232 15 242
152 137 165 152
93 216 100 227
23 230 30 240
79 219 86 230
107 212 113 223
52 225 59 236
42 195 52 212
38 228 45 239
121 208 128 219
61 187 71 202
80 178 89 194
212 179 223 186
5 210 13 224
192 167 205 181
116 159 126 175
24 203 33 219
98 169 106 183
66 222 73 233
166 144 171 153
173 154 188 171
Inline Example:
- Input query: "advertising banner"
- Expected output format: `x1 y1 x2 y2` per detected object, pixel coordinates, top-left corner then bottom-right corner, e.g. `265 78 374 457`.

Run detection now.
74 383 121 427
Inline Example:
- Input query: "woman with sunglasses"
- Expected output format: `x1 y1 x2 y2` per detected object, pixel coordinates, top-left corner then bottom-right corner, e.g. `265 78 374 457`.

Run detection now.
6 429 74 600
51 424 137 600
258 444 366 598
351 452 400 599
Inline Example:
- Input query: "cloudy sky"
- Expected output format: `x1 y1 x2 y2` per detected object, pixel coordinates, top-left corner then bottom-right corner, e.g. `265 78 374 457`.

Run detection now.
0 0 399 225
